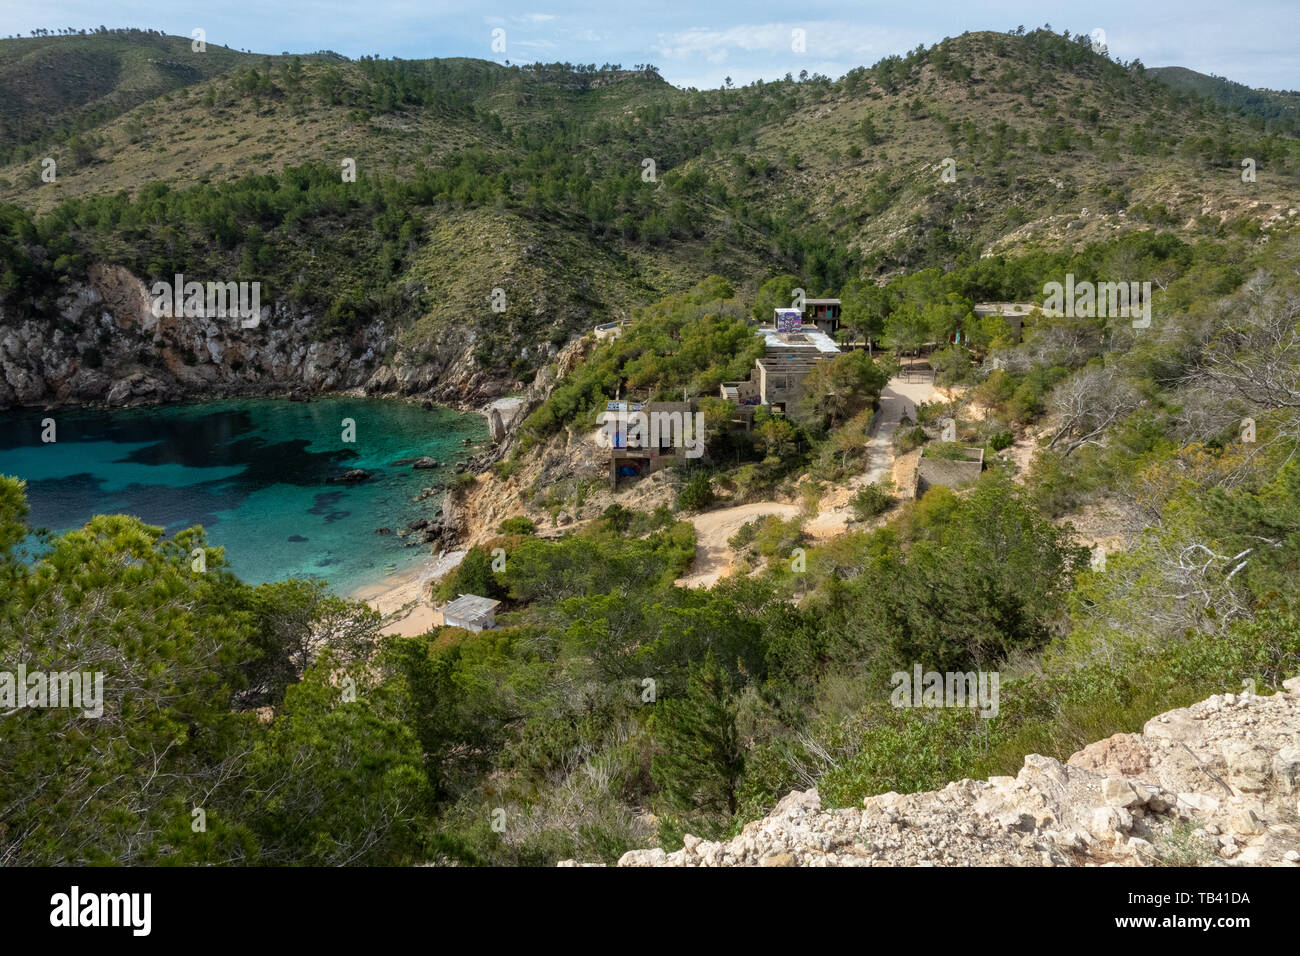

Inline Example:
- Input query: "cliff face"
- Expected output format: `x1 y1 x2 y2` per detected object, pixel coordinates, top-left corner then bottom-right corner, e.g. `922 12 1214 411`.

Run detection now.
0 265 389 407
0 264 526 410
566 677 1300 867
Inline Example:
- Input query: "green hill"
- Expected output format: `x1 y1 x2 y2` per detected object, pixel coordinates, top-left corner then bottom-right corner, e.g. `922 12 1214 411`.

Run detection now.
1149 65 1300 135
1 27 1297 403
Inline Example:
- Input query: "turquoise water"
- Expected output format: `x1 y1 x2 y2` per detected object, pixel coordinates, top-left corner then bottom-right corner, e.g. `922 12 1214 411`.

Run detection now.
0 398 486 593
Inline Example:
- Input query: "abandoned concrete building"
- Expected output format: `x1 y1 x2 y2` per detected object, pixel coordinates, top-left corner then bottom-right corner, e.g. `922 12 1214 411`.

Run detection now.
720 324 841 421
605 399 697 488
802 298 842 336
972 303 1030 344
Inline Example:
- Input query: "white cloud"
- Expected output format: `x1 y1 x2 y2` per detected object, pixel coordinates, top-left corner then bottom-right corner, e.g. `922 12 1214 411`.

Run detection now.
653 21 920 63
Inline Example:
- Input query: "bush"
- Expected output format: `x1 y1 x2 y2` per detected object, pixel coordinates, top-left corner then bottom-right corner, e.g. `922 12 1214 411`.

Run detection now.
850 481 896 520
497 516 537 536
922 442 975 461
895 426 927 454
989 430 1015 452
727 519 760 552
676 471 715 512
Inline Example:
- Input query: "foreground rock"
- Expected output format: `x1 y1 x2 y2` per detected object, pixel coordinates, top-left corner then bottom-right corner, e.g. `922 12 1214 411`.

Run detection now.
560 677 1300 867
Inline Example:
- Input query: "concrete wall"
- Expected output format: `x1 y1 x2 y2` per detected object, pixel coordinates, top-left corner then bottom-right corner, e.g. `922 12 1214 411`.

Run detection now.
915 450 985 495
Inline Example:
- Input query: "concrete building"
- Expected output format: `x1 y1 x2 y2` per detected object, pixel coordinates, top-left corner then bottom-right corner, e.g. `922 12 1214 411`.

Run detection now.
972 303 1031 344
606 399 699 489
803 298 842 336
753 325 841 419
593 320 631 341
915 446 985 496
439 594 502 632
719 377 761 405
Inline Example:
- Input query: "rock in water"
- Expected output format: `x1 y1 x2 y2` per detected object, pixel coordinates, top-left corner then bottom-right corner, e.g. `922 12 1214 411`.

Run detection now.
328 468 371 484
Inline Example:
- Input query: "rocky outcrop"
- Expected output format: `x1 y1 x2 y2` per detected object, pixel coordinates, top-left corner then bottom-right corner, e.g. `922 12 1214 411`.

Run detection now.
567 677 1300 867
0 263 532 410
0 265 392 408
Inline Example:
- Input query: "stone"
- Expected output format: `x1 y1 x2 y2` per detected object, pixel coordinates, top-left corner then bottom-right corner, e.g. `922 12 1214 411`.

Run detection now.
1223 742 1272 792
1069 733 1151 776
1089 807 1133 839
1228 808 1262 835
1273 747 1300 793
760 852 797 867
1102 778 1144 808
327 468 371 484
1177 792 1221 813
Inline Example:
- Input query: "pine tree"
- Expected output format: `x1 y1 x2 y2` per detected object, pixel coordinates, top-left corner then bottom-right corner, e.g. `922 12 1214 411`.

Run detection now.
651 653 742 839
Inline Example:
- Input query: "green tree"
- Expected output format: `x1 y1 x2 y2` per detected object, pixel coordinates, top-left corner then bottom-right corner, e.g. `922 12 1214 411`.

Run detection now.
753 273 802 322
799 350 890 427
651 653 743 839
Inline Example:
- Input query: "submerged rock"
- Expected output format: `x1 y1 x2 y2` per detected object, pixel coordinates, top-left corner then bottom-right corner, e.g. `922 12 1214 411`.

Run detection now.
328 468 371 484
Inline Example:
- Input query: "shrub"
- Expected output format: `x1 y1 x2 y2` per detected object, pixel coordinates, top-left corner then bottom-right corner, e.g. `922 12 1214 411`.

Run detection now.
676 471 715 512
989 430 1015 452
922 442 975 460
497 516 536 535
728 520 759 551
895 426 927 454
850 481 896 520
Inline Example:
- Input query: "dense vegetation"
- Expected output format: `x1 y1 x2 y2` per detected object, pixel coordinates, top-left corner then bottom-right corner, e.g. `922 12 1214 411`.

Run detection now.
3 22 1300 866
5 225 1300 864
3 25 1298 389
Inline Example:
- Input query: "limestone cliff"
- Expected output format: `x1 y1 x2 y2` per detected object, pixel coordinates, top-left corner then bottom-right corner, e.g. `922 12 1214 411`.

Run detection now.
0 264 523 409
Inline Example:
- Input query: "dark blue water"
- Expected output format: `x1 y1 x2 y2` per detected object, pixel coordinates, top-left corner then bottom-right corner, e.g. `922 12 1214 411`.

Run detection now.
0 398 486 593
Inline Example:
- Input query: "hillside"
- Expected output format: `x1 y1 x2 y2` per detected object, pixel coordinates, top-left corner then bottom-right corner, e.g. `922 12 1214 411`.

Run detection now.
4 24 1300 871
1 28 1298 412
1150 65 1300 135
598 677 1300 866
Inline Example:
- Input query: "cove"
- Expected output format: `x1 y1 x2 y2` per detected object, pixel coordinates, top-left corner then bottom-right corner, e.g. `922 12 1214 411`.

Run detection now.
0 397 486 594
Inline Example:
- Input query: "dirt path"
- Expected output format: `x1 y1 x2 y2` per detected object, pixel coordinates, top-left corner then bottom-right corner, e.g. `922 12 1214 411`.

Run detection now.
679 367 945 588
674 502 800 588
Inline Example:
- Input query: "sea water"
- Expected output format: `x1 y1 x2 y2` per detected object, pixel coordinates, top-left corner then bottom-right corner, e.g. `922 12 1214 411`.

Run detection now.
0 397 486 593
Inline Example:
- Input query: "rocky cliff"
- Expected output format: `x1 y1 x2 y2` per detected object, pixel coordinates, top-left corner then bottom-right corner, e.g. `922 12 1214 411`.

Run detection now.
0 263 524 410
565 677 1300 867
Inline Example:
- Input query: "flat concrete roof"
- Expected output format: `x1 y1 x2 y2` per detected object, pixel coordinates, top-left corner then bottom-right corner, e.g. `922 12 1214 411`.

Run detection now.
973 302 1033 315
756 326 841 354
442 594 501 622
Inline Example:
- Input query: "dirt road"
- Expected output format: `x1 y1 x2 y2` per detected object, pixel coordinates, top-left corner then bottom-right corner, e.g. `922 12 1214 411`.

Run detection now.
678 367 945 588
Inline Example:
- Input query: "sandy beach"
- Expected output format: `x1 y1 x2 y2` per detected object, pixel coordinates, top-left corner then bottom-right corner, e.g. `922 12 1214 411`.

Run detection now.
351 549 467 637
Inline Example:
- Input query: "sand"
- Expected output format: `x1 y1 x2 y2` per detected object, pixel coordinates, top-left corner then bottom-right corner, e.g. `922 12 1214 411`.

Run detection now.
351 549 467 637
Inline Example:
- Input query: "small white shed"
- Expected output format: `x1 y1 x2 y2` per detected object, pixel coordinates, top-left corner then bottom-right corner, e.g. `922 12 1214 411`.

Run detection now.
440 594 502 632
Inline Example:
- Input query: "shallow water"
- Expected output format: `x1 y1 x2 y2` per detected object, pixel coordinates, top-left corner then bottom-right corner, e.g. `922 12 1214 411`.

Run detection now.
0 397 486 593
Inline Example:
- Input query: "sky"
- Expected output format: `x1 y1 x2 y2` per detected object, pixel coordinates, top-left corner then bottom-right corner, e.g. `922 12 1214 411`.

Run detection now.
2 0 1297 92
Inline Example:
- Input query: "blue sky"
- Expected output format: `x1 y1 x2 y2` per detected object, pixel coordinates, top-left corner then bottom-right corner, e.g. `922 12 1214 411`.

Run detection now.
4 1 1297 91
